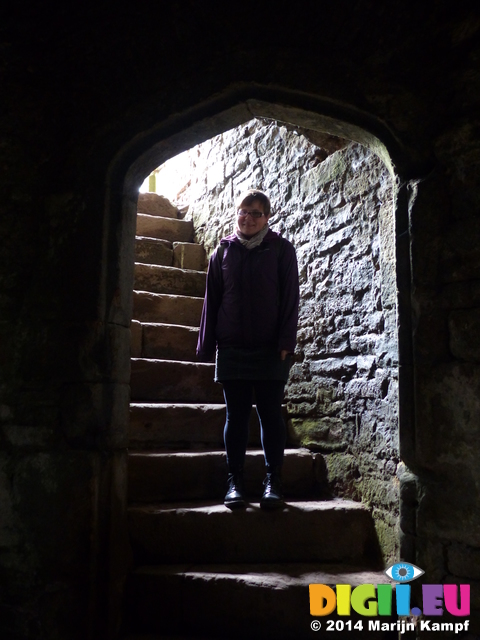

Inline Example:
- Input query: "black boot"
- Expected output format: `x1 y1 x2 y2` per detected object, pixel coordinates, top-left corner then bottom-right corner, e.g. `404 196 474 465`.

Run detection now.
260 467 285 510
224 470 246 509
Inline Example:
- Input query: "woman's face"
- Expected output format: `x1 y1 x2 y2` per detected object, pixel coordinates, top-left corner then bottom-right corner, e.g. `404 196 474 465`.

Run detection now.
237 199 269 237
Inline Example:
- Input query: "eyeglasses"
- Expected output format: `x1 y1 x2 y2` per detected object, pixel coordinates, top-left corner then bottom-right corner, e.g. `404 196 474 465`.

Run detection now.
237 209 265 219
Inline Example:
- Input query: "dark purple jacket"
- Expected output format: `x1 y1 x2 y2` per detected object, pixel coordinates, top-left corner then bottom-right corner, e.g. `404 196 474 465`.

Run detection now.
196 229 299 361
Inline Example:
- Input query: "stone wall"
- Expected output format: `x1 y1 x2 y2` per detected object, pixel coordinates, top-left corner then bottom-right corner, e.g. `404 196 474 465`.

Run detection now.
162 119 399 561
407 120 480 607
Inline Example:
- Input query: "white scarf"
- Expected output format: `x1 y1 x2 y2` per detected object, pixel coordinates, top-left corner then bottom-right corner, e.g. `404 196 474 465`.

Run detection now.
235 224 269 250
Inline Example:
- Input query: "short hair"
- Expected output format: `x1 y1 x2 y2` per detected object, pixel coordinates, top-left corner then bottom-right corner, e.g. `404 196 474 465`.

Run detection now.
236 189 271 218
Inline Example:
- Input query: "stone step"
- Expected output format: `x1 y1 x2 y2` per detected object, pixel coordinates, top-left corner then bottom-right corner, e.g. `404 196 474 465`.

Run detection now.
129 402 229 449
137 193 179 218
136 213 193 242
131 322 199 361
173 241 207 271
134 263 206 297
128 499 379 565
135 236 173 266
130 359 223 403
128 449 326 503
128 403 296 451
128 403 275 450
135 237 207 270
125 564 393 639
132 291 204 326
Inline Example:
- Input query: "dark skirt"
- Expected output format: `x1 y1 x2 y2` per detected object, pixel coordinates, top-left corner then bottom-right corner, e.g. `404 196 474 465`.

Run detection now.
215 346 292 383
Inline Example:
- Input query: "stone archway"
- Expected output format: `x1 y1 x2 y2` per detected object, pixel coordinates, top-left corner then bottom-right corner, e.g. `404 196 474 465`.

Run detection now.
137 117 401 559
106 87 418 635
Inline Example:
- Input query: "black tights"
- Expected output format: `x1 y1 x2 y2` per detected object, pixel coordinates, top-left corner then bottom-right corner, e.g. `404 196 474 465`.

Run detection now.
222 379 286 471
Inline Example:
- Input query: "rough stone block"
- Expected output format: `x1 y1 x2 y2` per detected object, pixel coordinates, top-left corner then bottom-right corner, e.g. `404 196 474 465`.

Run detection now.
134 263 206 297
325 330 350 355
135 236 173 266
349 332 379 355
136 214 194 242
129 402 228 449
310 357 357 378
172 242 206 270
324 452 360 498
345 377 381 399
130 358 223 403
137 193 179 218
132 291 204 326
142 323 199 361
289 416 346 451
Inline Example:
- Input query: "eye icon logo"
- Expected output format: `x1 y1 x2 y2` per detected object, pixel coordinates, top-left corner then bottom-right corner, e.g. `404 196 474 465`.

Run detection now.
384 562 424 583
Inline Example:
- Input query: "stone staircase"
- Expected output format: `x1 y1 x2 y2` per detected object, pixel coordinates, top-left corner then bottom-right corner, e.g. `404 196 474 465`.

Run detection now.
123 193 392 640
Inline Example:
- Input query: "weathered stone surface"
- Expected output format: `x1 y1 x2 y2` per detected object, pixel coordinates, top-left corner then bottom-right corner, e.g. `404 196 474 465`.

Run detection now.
129 402 233 449
290 416 347 451
132 291 204 326
134 263 206 297
137 193 179 218
128 448 318 502
128 498 376 565
127 564 392 640
172 241 207 270
136 214 194 242
135 236 173 266
130 358 223 403
128 402 290 450
142 322 198 361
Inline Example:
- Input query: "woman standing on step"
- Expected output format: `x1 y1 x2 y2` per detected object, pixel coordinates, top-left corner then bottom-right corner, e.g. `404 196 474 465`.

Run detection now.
196 189 299 510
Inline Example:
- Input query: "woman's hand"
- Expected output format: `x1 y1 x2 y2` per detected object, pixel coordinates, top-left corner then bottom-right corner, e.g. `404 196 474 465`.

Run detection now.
280 350 289 361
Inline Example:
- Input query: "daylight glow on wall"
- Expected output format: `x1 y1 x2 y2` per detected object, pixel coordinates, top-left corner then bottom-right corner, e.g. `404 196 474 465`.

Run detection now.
140 149 192 202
